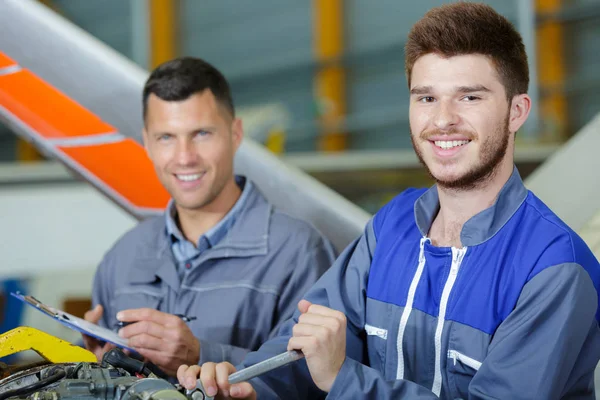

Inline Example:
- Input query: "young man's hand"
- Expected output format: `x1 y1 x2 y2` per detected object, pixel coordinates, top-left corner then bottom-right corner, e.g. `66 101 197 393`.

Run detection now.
287 299 346 392
177 363 256 399
117 308 200 376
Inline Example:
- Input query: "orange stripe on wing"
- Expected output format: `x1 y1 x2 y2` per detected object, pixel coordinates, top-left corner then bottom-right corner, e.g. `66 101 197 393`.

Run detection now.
0 52 17 69
0 69 115 139
58 139 170 211
0 60 169 215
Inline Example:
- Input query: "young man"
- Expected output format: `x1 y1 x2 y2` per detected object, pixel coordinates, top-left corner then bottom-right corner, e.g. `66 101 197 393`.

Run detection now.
177 3 600 399
81 57 336 377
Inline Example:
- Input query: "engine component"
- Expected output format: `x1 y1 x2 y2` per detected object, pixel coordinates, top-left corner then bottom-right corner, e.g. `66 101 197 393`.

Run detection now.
0 359 192 400
0 327 96 364
0 332 212 400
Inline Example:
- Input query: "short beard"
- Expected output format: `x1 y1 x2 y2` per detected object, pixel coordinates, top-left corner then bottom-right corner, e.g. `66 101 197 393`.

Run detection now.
412 114 510 191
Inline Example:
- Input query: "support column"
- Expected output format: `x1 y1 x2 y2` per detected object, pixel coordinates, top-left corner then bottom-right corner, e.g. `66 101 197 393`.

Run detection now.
313 0 346 152
536 0 567 140
149 0 178 68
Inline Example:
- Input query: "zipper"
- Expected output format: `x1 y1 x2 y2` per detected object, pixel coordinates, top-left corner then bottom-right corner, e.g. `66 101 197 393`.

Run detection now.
396 237 429 380
447 349 482 371
431 246 467 397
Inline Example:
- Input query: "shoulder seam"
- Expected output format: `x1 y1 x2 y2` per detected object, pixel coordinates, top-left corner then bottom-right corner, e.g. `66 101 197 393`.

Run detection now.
523 196 576 261
270 208 328 240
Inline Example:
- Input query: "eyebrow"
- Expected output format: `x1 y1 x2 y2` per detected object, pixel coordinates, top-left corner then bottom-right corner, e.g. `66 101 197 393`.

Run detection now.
456 85 491 93
410 84 491 96
410 86 433 95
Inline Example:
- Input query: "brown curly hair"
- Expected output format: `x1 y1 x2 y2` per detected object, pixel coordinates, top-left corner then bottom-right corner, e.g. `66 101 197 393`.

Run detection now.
405 2 529 101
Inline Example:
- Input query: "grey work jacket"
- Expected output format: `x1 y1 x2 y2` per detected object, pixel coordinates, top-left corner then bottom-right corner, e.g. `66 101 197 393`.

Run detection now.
91 183 336 366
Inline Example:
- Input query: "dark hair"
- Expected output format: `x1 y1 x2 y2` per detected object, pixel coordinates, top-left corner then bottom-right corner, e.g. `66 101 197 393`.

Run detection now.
405 2 529 100
142 56 235 118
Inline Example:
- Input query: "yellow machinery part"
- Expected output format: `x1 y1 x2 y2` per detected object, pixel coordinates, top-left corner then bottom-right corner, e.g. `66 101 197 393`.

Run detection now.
0 326 97 363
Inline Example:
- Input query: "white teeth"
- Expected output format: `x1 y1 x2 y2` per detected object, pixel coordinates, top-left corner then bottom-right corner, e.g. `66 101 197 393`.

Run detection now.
434 140 470 149
176 174 202 182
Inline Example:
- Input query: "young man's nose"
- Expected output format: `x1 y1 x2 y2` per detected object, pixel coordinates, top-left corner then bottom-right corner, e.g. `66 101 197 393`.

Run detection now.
432 101 460 131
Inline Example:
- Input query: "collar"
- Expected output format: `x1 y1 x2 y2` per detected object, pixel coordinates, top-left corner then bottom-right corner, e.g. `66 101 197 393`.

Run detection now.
414 166 528 246
164 175 252 248
127 177 271 289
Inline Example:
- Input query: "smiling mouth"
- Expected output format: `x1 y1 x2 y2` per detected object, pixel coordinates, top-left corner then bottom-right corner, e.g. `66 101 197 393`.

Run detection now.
175 173 204 182
432 140 471 150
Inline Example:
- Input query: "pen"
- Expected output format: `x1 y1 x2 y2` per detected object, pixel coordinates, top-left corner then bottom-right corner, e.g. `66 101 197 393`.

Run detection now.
117 314 197 328
174 314 197 323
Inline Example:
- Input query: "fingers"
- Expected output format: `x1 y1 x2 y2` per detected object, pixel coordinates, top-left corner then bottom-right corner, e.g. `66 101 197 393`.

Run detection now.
81 333 97 348
118 320 165 339
229 382 256 399
301 303 346 321
81 333 100 359
82 334 114 362
287 336 318 353
200 362 218 397
84 304 103 323
297 312 343 329
298 299 312 314
292 308 346 341
208 362 238 398
215 362 232 397
297 301 345 322
126 334 164 351
177 363 254 399
292 322 329 339
116 308 178 325
102 342 115 352
177 364 201 390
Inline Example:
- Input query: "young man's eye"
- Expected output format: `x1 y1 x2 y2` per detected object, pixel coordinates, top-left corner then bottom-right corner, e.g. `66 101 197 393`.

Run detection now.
419 96 435 103
463 95 480 101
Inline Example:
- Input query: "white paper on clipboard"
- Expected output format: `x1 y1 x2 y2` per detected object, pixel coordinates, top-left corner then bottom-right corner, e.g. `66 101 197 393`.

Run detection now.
11 292 135 352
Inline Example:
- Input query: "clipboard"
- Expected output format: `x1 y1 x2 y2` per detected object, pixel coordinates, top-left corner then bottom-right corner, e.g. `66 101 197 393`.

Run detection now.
10 292 135 352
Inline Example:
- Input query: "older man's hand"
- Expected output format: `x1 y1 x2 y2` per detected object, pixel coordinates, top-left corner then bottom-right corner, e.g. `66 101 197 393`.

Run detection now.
117 308 200 377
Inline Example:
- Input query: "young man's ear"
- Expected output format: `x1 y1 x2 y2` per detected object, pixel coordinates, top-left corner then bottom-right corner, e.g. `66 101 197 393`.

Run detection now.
508 94 531 134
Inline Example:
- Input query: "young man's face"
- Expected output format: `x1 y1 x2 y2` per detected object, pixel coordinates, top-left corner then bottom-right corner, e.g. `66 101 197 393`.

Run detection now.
143 89 242 211
409 53 517 190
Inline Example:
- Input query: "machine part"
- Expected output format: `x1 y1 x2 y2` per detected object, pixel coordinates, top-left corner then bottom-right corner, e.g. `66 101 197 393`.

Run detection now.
0 362 50 381
0 327 96 363
185 379 213 400
0 346 207 400
119 379 187 400
0 361 192 399
101 349 169 381
0 368 65 400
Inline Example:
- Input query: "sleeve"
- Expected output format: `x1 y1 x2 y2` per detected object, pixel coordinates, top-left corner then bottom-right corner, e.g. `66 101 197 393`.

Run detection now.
198 341 253 366
91 249 116 330
199 230 337 367
198 231 335 365
236 220 443 399
271 231 337 337
468 263 600 400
